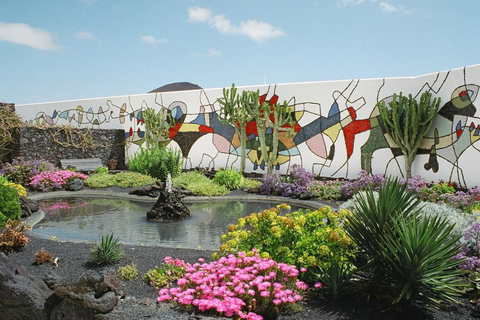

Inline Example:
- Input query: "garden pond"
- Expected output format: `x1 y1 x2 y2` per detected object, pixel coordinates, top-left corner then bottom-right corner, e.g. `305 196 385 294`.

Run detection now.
32 196 306 250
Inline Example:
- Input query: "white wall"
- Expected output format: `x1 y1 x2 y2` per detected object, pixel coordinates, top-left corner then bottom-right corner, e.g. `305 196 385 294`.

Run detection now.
16 64 480 188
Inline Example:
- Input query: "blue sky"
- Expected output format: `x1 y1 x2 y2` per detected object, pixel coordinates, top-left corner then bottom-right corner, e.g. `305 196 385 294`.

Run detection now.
1 0 479 104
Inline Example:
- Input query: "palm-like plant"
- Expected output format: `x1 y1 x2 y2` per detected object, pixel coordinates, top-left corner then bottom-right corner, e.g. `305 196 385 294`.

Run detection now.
90 233 124 266
345 178 466 307
344 177 423 274
378 214 466 307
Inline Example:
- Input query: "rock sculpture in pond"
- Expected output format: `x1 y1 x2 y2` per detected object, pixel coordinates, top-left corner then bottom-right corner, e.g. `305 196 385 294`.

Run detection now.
146 174 191 222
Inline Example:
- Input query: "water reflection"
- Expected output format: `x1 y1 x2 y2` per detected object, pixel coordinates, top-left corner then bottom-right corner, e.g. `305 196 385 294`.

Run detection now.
35 198 300 250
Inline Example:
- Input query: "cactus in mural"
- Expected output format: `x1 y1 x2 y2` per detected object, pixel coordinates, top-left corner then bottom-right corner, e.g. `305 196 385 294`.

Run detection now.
377 91 441 179
143 107 172 150
217 84 254 172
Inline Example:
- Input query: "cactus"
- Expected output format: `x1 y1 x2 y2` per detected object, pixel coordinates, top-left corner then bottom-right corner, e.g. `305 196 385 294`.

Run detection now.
377 91 440 179
245 96 294 174
217 84 254 172
143 107 172 150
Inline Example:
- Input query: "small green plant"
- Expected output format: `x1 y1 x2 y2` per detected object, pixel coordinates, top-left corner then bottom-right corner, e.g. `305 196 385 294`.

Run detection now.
94 166 109 174
34 248 53 265
117 263 139 280
239 177 261 189
128 146 183 181
309 179 346 201
173 171 229 196
0 175 9 184
0 183 22 227
419 181 455 202
144 257 187 288
0 220 30 255
213 168 244 190
90 233 124 266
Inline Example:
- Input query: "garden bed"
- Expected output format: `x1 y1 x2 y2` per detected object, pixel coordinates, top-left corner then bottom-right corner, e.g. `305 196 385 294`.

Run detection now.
1 187 478 319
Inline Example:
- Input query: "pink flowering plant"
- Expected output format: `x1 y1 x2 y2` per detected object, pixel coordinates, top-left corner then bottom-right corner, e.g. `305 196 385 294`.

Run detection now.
157 252 309 320
29 170 88 192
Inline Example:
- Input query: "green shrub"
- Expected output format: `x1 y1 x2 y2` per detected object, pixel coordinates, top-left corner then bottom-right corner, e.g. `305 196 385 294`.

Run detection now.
84 172 116 188
0 183 21 227
113 172 156 188
94 166 109 174
85 171 155 188
418 181 456 202
215 204 356 284
344 178 466 307
240 178 261 189
128 146 183 181
144 260 186 288
213 168 243 190
309 179 346 201
90 233 124 266
0 175 9 184
173 171 229 196
117 263 139 280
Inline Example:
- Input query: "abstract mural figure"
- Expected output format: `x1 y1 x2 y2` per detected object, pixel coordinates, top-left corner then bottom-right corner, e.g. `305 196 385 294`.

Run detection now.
360 78 480 187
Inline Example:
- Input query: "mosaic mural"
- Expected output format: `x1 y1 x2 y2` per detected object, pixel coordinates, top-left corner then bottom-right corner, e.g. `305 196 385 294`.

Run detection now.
16 64 480 188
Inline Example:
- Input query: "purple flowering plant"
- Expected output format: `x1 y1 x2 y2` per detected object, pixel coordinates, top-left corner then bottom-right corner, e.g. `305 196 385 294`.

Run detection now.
1 159 57 187
29 170 88 192
259 164 314 197
157 251 310 320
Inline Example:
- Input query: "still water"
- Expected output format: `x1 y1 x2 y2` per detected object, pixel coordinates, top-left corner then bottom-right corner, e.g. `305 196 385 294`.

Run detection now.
34 197 301 250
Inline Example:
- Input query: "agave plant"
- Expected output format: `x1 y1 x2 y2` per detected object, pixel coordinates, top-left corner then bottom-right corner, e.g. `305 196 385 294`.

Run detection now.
344 177 423 274
90 233 124 266
378 214 466 307
344 177 466 307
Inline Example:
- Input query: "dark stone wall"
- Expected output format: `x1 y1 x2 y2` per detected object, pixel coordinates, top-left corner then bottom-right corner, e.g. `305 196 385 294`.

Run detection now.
12 126 126 169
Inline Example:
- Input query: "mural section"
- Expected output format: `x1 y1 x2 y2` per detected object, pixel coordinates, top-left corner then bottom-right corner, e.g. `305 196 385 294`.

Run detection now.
16 64 480 188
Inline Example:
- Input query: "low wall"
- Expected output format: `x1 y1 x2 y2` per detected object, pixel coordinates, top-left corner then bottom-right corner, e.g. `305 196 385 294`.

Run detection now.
12 126 125 169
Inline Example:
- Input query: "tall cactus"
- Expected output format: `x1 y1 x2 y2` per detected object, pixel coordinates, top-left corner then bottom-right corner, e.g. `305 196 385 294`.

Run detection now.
261 100 294 173
217 84 253 172
377 91 441 179
143 107 172 150
245 96 294 174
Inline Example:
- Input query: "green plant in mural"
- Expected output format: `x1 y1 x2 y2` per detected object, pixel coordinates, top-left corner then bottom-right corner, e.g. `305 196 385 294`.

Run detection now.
143 107 172 150
377 91 440 179
217 84 254 172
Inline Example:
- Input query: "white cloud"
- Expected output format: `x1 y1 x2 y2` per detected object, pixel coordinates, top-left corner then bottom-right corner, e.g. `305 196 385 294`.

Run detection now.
187 6 284 42
76 31 96 40
188 6 213 22
0 21 60 51
379 2 411 13
337 0 364 7
140 35 167 46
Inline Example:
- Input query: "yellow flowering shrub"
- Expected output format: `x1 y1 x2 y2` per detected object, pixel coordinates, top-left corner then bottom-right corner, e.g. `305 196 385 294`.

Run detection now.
5 182 27 198
215 204 357 281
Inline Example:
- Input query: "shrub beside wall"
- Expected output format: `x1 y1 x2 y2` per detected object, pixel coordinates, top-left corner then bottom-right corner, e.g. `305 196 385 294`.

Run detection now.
12 126 125 169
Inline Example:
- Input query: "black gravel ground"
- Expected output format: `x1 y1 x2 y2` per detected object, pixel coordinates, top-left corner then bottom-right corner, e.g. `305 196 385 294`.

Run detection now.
5 237 479 320
4 187 480 319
